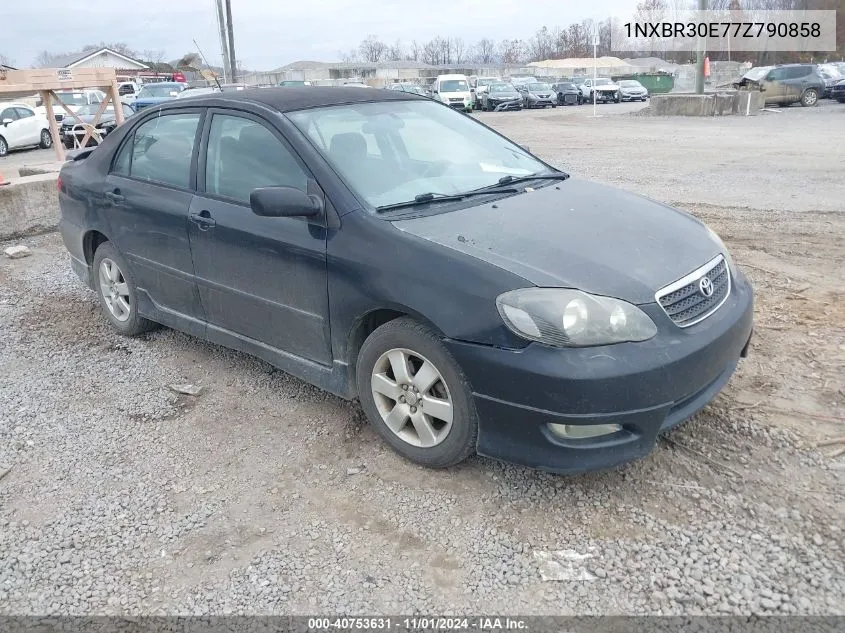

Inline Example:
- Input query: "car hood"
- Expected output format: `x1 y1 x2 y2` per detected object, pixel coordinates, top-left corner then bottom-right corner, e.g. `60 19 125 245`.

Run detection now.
489 92 520 99
134 96 176 105
61 113 116 126
392 178 720 305
593 84 620 91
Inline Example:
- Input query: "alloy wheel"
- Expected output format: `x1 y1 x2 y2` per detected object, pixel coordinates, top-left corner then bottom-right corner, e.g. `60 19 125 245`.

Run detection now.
41 130 52 148
98 258 131 322
370 348 454 448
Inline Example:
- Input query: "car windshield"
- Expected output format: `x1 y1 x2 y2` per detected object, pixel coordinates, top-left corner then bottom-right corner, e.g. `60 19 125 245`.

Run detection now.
619 80 643 87
138 84 182 98
75 104 133 117
56 93 89 106
743 67 773 80
476 78 495 87
527 83 552 91
557 83 576 90
594 79 611 86
489 84 513 93
404 86 426 95
289 100 549 209
440 79 468 92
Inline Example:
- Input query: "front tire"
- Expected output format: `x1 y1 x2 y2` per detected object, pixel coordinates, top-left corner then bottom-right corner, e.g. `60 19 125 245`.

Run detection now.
356 317 478 469
801 88 819 107
0 136 8 157
39 129 52 149
92 242 157 336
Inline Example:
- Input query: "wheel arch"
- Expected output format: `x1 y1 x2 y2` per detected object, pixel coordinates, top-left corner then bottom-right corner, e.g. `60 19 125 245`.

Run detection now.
344 306 447 397
83 229 110 267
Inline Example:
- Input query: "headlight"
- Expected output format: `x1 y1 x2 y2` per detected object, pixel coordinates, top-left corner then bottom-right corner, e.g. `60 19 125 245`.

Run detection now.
705 225 737 276
496 288 657 347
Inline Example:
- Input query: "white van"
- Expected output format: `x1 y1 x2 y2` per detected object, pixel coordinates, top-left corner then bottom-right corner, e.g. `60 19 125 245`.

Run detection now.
433 74 473 112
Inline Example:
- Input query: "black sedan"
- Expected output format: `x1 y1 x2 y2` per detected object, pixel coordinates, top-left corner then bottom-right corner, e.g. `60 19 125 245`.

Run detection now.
552 82 582 105
57 88 753 474
481 83 522 111
830 78 845 103
60 103 136 149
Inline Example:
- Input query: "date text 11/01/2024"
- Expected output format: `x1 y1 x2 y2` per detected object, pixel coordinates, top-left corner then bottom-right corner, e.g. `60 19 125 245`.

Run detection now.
307 617 528 631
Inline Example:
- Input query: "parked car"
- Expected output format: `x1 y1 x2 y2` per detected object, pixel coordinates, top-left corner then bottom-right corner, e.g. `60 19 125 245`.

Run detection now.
817 65 842 98
432 74 473 112
60 102 135 149
552 82 582 105
471 77 498 110
509 76 537 89
35 90 107 125
617 79 649 102
56 87 753 474
830 78 845 103
132 82 188 111
278 80 312 87
734 64 824 107
580 78 621 103
480 83 522 111
518 82 557 109
0 103 52 157
177 87 220 99
118 82 140 106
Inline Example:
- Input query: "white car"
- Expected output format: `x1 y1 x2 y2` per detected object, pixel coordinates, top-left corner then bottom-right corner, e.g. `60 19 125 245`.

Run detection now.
35 89 107 125
433 74 473 112
117 82 140 106
0 103 52 157
580 77 621 103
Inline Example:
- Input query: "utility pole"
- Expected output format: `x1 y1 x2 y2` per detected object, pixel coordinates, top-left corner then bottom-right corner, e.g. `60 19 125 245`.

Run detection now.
214 0 230 83
224 0 237 83
695 0 707 94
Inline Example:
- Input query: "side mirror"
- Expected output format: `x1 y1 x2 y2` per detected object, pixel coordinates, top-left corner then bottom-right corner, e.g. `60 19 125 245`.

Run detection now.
2 118 12 126
250 186 322 218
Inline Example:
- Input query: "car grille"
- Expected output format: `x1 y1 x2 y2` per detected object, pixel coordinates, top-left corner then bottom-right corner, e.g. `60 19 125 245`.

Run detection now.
449 97 464 103
656 255 730 327
54 114 63 122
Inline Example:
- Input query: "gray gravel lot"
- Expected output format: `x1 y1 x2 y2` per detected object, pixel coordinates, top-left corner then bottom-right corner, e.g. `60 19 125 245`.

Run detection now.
1 101 843 616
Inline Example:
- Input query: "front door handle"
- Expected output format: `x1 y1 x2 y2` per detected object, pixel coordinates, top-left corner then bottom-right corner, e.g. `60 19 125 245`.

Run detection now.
104 190 124 205
190 210 216 230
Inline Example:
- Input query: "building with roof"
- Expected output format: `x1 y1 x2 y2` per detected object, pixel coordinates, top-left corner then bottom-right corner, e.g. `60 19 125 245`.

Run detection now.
47 47 148 72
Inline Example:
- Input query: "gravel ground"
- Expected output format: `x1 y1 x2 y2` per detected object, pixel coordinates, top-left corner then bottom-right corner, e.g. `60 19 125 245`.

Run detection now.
1 101 843 616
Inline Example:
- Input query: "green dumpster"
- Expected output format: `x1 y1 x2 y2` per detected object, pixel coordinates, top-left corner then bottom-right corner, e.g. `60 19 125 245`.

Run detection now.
612 72 675 94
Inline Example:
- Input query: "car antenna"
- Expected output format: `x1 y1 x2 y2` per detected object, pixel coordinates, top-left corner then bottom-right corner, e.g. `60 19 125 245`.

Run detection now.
193 38 223 91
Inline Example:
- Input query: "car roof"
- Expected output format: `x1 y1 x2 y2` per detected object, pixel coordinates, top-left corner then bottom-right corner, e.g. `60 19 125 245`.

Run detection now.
1 102 34 109
437 74 468 80
156 86 424 113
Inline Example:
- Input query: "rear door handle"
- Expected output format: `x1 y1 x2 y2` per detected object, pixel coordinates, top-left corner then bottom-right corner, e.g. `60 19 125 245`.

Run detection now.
190 211 216 230
104 190 124 204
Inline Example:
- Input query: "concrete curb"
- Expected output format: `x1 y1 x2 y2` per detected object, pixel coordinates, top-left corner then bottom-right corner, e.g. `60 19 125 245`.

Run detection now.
0 173 60 241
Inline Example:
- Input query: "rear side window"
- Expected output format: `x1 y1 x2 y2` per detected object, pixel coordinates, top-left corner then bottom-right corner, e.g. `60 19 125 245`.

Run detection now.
786 66 811 79
112 113 200 188
204 113 308 204
767 67 788 81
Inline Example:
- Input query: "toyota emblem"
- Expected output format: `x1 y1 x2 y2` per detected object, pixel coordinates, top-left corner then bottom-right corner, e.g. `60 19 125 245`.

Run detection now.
699 276 714 297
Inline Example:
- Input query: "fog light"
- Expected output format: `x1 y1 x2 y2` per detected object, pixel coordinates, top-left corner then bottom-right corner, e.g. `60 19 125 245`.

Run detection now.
548 423 622 440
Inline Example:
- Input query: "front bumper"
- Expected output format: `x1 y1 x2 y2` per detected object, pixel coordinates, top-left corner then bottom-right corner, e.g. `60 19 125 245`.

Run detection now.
489 100 522 111
621 92 648 101
527 96 555 107
445 271 754 474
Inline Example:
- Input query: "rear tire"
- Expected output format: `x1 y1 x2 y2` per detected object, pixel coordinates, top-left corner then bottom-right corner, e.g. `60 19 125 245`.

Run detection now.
800 88 819 107
356 317 478 469
92 242 158 337
39 129 52 149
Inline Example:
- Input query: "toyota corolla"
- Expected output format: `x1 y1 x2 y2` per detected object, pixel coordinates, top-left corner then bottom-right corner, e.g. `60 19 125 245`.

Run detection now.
57 88 753 473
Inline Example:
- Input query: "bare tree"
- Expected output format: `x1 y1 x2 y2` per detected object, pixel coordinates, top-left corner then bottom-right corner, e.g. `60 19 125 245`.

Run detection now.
450 37 467 64
422 36 451 65
340 49 359 63
407 40 422 62
528 26 556 62
358 35 388 63
387 40 405 62
35 50 69 68
81 42 139 58
0 53 14 67
498 39 528 64
472 38 497 64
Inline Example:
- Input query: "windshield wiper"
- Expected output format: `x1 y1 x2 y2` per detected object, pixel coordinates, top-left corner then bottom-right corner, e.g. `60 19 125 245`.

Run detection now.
376 188 519 212
496 172 570 186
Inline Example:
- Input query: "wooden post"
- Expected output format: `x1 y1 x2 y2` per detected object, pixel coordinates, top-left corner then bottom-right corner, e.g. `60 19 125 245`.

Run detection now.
40 90 65 162
109 81 125 125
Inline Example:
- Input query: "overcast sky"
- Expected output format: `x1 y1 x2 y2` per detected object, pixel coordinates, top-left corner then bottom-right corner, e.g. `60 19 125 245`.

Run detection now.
6 0 637 70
